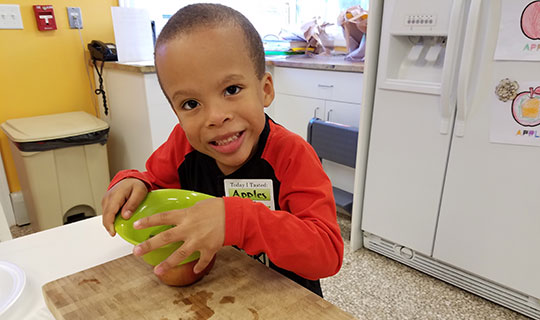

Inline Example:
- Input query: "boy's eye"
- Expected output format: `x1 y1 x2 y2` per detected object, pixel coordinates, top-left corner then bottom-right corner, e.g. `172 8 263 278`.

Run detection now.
224 85 241 96
182 99 200 110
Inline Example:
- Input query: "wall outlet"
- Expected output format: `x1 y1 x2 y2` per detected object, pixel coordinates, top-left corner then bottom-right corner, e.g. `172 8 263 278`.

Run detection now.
67 7 82 29
0 4 24 29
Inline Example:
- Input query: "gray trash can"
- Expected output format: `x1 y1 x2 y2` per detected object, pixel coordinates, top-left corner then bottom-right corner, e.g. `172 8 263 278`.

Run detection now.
1 111 110 231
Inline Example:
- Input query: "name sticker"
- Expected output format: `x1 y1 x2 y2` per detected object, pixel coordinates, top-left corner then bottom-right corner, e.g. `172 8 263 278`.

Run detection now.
224 179 275 210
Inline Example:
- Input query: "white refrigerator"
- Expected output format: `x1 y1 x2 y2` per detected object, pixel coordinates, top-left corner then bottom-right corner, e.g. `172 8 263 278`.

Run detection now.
350 0 540 318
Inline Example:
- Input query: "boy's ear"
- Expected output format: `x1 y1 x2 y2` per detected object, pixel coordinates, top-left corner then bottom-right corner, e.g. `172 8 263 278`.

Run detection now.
261 72 275 108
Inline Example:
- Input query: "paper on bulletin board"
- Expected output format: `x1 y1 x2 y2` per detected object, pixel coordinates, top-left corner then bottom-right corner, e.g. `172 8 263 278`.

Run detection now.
491 80 540 147
494 0 540 61
111 7 154 63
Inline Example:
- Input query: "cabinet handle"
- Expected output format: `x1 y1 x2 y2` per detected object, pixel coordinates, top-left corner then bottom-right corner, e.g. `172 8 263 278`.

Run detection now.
313 107 320 118
317 84 334 88
326 109 333 121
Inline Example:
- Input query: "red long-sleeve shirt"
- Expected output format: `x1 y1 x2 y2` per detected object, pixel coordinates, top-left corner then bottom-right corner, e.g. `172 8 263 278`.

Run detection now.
109 116 343 291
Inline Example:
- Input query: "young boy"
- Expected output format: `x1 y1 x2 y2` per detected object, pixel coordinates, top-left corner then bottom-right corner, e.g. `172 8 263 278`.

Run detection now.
101 3 343 297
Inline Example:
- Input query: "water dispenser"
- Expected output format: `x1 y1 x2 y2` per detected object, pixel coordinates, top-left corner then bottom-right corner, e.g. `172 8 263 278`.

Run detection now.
376 0 458 95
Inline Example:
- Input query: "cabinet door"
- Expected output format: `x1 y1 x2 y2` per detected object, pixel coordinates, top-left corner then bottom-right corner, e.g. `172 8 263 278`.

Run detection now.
272 93 324 140
324 100 361 128
321 101 361 195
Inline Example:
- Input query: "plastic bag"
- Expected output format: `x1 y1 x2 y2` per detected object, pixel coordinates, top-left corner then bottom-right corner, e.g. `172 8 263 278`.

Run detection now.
337 5 368 62
300 17 334 55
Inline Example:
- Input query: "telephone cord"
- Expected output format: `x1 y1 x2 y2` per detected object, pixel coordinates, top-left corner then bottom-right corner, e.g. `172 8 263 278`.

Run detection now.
92 59 109 116
76 25 100 118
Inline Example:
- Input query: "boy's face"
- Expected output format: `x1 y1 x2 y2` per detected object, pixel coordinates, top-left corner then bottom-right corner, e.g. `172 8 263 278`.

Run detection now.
155 26 274 175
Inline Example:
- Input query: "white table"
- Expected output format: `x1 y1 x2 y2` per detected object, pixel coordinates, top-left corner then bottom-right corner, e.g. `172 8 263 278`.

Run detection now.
0 217 132 319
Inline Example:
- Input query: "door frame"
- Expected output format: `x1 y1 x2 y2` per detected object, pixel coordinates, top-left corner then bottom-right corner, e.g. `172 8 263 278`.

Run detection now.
0 151 15 227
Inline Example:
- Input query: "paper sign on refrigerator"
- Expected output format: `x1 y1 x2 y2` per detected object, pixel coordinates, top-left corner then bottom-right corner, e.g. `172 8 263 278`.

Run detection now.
491 80 540 147
494 0 540 61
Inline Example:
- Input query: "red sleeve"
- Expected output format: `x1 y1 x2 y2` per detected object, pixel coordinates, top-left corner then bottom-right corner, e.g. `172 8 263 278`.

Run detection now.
108 124 192 190
223 126 344 280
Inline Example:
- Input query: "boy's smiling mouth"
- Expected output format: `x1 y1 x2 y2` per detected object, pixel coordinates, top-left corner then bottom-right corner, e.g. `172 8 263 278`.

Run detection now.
209 131 247 154
212 131 243 146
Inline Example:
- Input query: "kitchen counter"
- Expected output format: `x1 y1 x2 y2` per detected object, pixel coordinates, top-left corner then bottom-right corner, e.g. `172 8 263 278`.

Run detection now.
98 54 364 74
0 217 355 319
265 54 364 72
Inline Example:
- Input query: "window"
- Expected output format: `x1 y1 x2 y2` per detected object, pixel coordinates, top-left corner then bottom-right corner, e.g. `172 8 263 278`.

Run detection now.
295 0 369 25
119 0 369 38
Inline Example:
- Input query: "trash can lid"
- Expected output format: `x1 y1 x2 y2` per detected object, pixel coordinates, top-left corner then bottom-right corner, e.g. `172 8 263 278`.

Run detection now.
1 111 109 143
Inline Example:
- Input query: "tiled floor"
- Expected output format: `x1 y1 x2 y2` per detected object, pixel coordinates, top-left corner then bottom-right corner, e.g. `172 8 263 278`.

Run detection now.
10 215 531 320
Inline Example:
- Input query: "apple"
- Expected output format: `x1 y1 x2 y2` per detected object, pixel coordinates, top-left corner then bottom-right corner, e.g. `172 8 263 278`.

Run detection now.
512 86 540 126
156 255 216 286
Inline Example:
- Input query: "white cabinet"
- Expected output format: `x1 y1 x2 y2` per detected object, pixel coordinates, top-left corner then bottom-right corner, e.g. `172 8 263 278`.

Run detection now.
325 100 362 128
271 95 361 140
94 66 177 176
269 67 363 141
271 94 323 140
272 67 363 104
268 67 363 194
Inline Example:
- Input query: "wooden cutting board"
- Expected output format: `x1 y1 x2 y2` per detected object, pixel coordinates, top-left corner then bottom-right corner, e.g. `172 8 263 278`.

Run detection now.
42 246 356 320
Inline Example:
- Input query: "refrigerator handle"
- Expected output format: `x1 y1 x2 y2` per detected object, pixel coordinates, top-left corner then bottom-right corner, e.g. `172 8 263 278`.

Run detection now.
439 0 465 135
455 0 483 137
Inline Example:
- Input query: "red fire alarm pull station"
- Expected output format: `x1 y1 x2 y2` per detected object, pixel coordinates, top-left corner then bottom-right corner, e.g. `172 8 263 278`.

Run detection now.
33 5 57 31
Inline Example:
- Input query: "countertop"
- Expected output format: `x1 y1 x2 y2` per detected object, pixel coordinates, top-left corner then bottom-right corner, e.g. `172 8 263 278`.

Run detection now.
265 54 364 72
99 54 364 74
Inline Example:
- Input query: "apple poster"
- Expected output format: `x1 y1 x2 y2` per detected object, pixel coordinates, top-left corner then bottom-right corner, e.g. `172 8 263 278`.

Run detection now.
491 80 540 147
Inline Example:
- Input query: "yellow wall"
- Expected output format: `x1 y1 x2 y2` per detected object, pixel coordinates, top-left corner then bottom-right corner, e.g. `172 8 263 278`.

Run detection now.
0 0 118 192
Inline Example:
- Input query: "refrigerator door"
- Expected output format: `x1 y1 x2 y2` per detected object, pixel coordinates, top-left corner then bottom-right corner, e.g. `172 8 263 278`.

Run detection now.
433 0 540 298
361 0 466 255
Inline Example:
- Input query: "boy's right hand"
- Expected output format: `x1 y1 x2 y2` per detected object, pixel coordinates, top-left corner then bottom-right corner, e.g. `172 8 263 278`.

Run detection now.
101 178 148 236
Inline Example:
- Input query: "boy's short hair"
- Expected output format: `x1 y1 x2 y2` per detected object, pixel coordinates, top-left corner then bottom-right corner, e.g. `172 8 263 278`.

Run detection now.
156 3 265 79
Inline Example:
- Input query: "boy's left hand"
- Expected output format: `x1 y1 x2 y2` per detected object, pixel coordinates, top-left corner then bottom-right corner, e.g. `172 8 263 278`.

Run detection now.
132 197 225 275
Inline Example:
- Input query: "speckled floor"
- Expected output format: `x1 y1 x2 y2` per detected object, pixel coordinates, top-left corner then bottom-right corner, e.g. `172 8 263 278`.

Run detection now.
10 216 531 320
321 212 531 319
9 223 36 238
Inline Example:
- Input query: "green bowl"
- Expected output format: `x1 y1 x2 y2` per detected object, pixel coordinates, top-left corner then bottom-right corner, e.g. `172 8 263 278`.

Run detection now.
114 189 214 266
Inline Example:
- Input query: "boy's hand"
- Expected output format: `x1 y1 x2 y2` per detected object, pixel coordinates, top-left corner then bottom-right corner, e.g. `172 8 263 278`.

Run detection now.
132 197 225 275
101 178 148 236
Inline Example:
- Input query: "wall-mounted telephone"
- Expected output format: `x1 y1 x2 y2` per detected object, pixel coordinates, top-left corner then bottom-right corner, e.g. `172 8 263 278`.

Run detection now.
88 40 117 116
88 40 117 62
